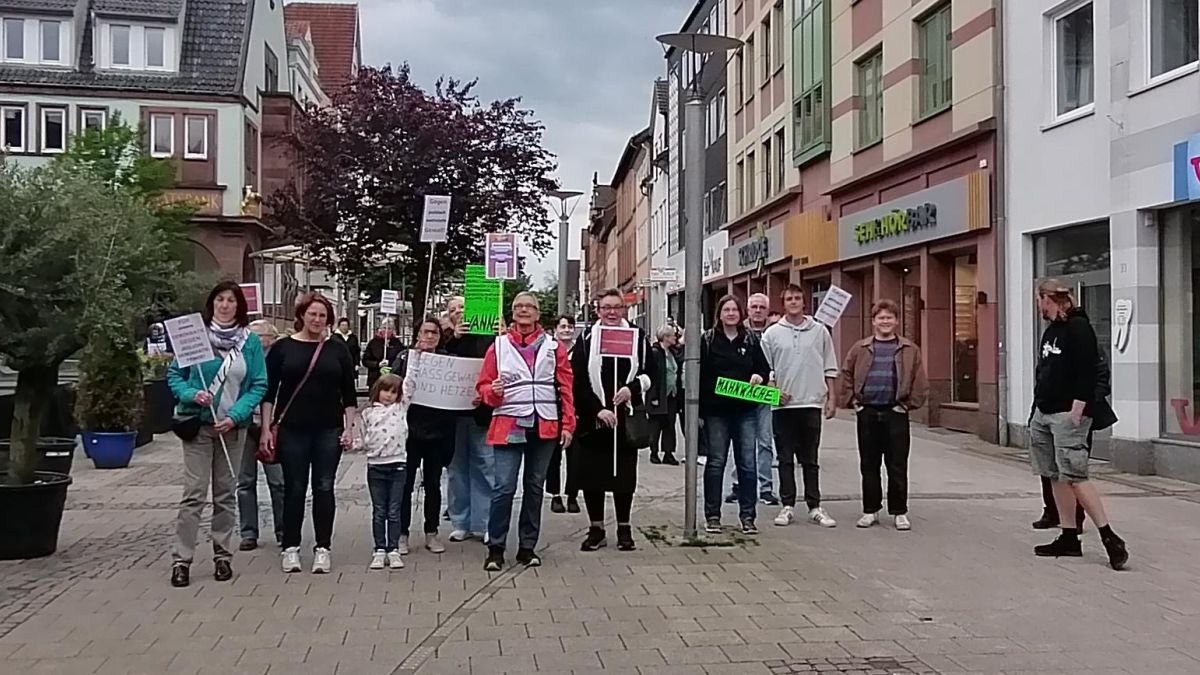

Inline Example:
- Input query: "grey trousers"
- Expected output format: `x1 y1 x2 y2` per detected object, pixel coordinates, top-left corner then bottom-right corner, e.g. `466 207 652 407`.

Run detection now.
173 425 245 564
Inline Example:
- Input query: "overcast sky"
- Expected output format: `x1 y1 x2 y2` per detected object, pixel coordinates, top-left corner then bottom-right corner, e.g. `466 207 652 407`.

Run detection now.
357 0 694 287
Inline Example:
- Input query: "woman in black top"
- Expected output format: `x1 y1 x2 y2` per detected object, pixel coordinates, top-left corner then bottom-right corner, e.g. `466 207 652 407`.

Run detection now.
261 293 358 575
390 317 458 555
699 295 771 535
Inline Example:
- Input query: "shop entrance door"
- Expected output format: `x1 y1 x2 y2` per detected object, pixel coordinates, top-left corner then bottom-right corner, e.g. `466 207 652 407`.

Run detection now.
1057 270 1113 459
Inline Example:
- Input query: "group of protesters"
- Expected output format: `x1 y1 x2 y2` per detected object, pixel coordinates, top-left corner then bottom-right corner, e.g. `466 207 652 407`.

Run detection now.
162 274 1126 587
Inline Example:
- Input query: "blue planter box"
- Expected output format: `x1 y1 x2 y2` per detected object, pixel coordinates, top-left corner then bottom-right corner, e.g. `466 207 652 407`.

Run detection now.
83 431 136 469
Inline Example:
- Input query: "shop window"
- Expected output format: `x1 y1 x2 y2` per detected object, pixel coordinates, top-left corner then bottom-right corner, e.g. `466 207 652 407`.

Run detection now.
1034 221 1112 367
952 256 978 404
1162 205 1200 438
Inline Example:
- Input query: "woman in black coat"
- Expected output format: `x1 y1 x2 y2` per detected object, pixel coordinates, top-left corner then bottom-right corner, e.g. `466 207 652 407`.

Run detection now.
571 289 658 553
646 325 683 466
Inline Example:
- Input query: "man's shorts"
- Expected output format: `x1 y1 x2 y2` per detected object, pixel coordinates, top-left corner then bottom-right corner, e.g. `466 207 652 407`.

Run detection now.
1029 409 1093 482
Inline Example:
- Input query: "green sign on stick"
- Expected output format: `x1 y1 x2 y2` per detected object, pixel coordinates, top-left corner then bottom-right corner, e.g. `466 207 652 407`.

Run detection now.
463 264 502 335
714 377 781 406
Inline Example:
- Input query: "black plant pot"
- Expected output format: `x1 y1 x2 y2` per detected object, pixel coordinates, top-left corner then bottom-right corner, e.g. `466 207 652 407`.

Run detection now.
0 471 72 560
0 437 77 476
143 378 174 435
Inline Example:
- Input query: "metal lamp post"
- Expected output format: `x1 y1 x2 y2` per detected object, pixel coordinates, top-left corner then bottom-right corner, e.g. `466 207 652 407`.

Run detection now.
548 188 584 319
655 31 742 540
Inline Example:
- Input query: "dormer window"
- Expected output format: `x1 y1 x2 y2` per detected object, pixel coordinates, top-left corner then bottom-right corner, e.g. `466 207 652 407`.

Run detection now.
99 21 175 72
110 24 130 65
0 15 69 65
4 18 23 60
145 27 164 68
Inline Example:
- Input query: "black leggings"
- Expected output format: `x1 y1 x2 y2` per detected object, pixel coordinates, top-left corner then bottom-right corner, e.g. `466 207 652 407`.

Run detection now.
584 490 633 525
401 437 445 536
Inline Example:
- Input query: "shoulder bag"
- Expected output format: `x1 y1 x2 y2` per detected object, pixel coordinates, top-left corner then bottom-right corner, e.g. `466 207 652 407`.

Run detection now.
261 339 325 464
171 338 246 442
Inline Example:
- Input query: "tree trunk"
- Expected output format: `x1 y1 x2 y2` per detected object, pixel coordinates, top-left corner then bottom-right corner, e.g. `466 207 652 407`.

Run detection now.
6 364 57 486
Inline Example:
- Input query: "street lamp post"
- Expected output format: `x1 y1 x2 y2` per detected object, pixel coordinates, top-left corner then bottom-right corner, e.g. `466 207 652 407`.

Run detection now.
548 189 584 318
656 31 742 540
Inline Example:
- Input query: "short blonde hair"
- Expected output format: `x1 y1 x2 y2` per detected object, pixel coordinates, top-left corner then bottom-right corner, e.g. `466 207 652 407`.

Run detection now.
248 319 278 338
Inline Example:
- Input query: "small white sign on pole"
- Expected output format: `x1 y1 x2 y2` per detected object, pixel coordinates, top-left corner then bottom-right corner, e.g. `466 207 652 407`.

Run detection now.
406 351 484 411
650 267 679 283
814 284 853 327
380 289 399 315
420 195 452 243
164 313 215 368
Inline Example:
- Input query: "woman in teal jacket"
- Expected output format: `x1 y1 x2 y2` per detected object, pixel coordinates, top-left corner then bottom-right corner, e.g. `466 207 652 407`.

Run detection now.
166 282 268 588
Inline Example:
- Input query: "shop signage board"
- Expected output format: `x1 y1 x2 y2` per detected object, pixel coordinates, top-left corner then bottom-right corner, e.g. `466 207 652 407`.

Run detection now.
714 377 781 406
650 267 679 283
1173 133 1200 202
724 224 786 277
838 174 985 258
702 230 728 283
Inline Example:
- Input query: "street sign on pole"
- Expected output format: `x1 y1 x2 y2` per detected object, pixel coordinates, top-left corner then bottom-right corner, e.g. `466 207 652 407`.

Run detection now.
420 195 451 243
650 267 679 283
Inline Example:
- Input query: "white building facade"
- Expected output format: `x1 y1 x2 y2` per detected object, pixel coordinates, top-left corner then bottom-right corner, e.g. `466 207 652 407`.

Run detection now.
1005 0 1200 481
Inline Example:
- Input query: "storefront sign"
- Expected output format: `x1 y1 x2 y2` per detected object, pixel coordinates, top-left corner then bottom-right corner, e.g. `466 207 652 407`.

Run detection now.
725 224 786 277
838 174 987 258
666 250 686 292
1173 133 1200 202
702 231 728 283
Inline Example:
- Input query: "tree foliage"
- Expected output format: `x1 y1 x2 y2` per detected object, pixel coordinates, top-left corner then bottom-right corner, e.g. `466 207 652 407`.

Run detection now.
267 65 558 319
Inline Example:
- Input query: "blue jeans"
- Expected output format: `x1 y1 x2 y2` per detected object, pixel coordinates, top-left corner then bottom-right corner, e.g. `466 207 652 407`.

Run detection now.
488 431 555 552
704 409 758 523
278 427 343 550
448 417 495 535
367 463 407 551
237 427 285 542
728 405 774 495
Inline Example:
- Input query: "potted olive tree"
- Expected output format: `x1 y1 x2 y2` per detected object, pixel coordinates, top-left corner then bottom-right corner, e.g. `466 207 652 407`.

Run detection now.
0 155 177 559
76 335 145 468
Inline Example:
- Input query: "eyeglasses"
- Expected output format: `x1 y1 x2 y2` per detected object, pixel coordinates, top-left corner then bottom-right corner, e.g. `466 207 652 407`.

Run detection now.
513 302 538 310
598 304 624 312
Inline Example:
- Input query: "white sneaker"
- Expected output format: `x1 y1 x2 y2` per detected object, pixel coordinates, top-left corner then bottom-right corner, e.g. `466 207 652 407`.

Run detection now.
426 533 446 554
281 547 302 573
398 535 410 555
856 513 878 528
809 507 837 528
895 515 912 531
369 550 386 570
312 547 332 574
773 506 795 527
448 529 469 542
387 551 405 569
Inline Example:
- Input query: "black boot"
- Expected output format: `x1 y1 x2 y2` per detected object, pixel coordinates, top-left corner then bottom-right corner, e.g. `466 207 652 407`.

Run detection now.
617 525 636 551
1102 531 1129 570
649 453 662 464
550 496 566 514
567 495 581 513
213 559 233 582
170 563 190 588
1032 509 1059 529
662 454 679 466
581 526 607 552
1034 531 1082 558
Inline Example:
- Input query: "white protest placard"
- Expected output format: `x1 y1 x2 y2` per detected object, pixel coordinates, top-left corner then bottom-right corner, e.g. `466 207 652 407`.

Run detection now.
163 313 215 368
420 195 452 243
380 289 399 315
406 351 484 411
485 233 519 280
814 285 853 327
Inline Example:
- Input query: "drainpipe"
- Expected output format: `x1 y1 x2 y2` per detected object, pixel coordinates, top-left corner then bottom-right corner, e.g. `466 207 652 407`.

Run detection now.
994 0 1010 447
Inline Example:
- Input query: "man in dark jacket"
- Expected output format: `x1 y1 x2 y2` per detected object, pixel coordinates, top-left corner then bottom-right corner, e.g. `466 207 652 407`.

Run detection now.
1029 280 1127 570
363 320 403 389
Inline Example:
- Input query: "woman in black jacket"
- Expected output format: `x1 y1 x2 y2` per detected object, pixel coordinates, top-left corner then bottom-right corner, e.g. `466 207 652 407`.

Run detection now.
699 295 771 536
647 325 683 466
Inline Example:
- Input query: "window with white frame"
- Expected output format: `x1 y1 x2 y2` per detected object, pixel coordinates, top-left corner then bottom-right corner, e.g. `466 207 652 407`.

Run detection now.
1 106 25 152
103 22 174 71
184 115 207 159
40 107 65 153
145 26 165 68
1 18 68 65
856 49 883 147
3 18 23 60
150 114 173 157
82 109 107 132
110 24 130 65
40 20 60 62
1054 2 1094 116
1149 0 1199 79
918 3 953 117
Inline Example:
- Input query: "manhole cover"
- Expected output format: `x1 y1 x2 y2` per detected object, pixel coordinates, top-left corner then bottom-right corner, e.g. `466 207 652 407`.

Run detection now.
767 656 938 674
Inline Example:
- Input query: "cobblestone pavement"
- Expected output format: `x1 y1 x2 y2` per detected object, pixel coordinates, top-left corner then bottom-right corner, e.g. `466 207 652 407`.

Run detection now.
3 418 1200 674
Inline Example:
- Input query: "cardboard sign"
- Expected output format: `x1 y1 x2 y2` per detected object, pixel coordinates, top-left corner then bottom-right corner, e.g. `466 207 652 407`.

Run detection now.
380 289 399 315
463 264 502 335
485 233 518 280
598 326 637 358
239 283 262 315
814 284 853 327
714 377 781 406
420 195 452 243
406 351 484 410
164 313 215 368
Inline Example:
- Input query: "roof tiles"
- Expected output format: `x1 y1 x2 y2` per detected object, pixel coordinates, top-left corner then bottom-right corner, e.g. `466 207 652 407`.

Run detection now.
283 2 359 92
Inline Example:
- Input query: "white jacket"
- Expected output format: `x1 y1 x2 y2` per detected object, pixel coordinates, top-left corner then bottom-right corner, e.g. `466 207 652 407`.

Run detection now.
356 397 410 465
761 315 839 409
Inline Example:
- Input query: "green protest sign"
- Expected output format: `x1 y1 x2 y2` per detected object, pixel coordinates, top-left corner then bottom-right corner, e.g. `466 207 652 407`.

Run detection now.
714 377 781 406
463 264 502 335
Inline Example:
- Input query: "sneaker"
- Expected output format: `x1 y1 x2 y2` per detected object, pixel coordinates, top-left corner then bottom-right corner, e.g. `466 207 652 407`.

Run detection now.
704 518 722 534
1101 533 1129 571
1034 533 1083 558
213 559 233 582
387 551 405 569
281 547 302 573
740 519 759 535
484 545 505 571
312 547 332 574
662 455 680 466
426 533 446 554
170 563 190 588
1031 510 1059 530
760 492 781 506
809 507 837 528
238 538 257 552
856 513 878 529
581 526 607 552
515 548 542 567
550 497 566 513
773 506 795 527
448 529 470 543
398 535 410 555
369 550 387 570
895 515 912 531
617 525 636 551
567 496 581 513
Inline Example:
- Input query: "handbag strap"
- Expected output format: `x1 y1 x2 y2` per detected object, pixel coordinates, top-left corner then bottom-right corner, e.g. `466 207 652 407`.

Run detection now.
273 339 325 428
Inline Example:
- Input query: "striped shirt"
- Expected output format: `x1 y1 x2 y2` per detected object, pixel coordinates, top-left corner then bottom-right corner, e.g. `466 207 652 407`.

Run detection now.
860 338 899 406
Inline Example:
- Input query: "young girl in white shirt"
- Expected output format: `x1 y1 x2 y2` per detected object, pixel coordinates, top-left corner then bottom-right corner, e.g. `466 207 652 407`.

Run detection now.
355 373 411 569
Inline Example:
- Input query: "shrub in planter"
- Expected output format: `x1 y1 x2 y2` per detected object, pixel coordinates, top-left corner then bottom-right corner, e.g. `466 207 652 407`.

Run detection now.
76 336 144 469
140 350 176 436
